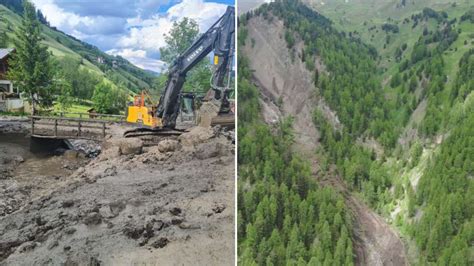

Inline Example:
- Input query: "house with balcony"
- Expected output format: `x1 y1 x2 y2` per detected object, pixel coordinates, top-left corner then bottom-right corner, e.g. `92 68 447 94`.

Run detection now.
0 48 24 112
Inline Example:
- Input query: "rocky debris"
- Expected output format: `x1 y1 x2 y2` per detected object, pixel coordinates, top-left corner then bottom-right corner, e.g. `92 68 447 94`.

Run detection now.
17 242 37 253
123 224 145 240
47 240 58 250
0 122 234 265
68 139 101 158
64 227 76 235
0 118 29 134
151 238 169 249
99 201 125 219
215 127 235 144
61 200 74 208
1 155 25 166
178 223 201 230
0 187 29 216
171 218 183 225
212 204 226 214
118 139 143 155
157 139 180 153
102 138 143 159
195 142 226 160
123 218 166 244
83 212 102 226
169 207 182 216
178 127 215 147
197 102 220 127
11 156 25 164
99 146 121 160
108 201 125 217
89 256 102 266
103 166 117 177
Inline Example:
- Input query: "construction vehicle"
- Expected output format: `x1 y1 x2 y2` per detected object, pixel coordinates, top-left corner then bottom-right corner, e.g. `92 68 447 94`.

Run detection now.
125 6 235 137
126 90 158 128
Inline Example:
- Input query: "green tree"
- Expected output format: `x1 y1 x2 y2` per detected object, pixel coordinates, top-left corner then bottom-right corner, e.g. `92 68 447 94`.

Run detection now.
56 79 73 112
159 18 199 63
58 56 100 99
158 17 211 93
409 76 418 91
390 72 402 88
92 81 125 114
0 10 8 47
7 0 57 114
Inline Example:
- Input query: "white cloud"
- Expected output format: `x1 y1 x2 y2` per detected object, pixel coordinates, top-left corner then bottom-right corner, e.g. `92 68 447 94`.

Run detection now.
118 0 227 52
33 0 230 72
107 48 167 73
32 0 94 33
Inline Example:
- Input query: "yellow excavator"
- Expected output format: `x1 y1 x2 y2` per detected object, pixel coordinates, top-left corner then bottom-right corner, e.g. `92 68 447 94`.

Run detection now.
125 6 235 137
126 90 158 128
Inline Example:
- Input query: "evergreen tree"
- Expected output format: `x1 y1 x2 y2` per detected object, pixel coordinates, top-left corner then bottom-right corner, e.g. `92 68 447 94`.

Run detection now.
7 0 56 114
0 10 8 47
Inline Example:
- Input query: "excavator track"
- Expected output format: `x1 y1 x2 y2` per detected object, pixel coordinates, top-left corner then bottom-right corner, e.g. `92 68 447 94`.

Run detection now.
123 128 186 138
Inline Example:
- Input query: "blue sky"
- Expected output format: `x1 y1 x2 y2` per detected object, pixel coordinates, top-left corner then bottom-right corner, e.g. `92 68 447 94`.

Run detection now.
32 0 234 72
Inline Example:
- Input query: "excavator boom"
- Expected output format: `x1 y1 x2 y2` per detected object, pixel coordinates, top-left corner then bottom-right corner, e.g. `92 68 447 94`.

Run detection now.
157 6 235 129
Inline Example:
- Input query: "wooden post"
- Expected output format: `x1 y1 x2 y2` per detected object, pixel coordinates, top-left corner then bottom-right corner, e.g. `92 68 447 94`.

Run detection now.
54 119 58 136
102 122 106 138
78 121 82 137
31 118 35 135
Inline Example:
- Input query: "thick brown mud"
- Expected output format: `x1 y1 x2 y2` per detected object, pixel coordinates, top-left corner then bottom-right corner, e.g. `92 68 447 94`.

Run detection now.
0 120 235 265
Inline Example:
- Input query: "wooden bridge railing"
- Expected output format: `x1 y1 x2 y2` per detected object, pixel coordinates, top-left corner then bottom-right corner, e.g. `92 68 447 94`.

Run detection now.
30 116 111 140
52 112 125 122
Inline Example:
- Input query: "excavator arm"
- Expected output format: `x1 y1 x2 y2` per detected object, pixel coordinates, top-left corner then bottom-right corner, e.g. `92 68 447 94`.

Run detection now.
157 6 235 128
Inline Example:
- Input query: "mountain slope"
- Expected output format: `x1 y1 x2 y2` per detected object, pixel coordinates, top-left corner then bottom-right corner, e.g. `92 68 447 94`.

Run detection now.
303 0 474 264
239 0 473 264
0 3 155 93
306 0 473 78
240 13 407 265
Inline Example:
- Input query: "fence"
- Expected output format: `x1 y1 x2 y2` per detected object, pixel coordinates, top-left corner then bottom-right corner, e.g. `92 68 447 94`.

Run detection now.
30 116 110 140
52 112 125 122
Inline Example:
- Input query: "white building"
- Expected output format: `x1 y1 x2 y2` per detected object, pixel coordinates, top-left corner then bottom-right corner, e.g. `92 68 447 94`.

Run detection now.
0 48 23 112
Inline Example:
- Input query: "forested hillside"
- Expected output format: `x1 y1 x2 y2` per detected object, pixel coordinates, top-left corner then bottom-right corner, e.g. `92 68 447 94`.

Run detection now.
0 0 155 97
239 0 473 264
238 47 354 265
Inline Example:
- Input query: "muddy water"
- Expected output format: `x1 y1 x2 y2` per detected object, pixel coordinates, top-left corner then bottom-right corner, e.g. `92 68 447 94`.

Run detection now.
0 133 70 179
0 133 88 216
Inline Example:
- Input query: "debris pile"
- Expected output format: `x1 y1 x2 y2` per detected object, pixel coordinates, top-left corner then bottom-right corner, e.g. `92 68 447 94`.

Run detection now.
0 125 235 265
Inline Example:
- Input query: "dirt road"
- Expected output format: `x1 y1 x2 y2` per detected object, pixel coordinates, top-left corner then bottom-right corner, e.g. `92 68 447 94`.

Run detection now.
0 121 235 265
244 15 407 265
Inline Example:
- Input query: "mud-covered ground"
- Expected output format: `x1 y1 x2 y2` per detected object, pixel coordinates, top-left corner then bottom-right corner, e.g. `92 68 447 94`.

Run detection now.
0 118 235 265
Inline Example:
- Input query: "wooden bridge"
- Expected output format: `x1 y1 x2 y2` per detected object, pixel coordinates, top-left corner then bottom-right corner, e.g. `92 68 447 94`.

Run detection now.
30 114 124 141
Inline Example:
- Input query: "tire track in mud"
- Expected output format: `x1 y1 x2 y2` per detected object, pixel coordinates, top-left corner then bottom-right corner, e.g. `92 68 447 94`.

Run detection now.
243 15 408 266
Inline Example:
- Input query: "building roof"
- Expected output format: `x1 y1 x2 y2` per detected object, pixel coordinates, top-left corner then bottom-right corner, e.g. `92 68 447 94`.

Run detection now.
0 48 15 60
